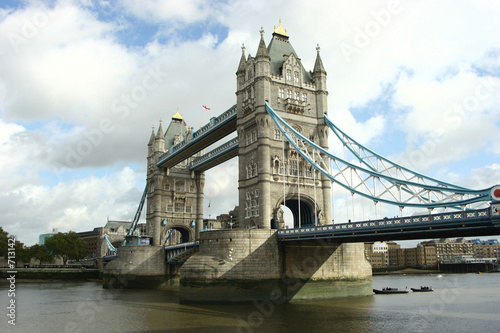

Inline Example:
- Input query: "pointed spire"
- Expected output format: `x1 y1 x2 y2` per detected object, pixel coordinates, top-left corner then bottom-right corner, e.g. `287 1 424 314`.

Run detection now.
256 27 269 59
156 119 164 138
313 44 326 75
237 43 246 75
148 125 155 145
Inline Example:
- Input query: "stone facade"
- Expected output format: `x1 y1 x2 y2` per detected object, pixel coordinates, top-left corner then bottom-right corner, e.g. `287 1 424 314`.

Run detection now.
146 114 204 246
103 245 167 289
180 229 372 302
236 24 331 230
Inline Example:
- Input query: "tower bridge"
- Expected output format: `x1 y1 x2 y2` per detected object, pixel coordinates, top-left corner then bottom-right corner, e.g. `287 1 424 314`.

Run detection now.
104 21 500 302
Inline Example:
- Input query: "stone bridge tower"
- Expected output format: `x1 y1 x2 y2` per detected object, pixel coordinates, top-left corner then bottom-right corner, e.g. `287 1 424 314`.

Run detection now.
236 21 331 229
146 112 205 246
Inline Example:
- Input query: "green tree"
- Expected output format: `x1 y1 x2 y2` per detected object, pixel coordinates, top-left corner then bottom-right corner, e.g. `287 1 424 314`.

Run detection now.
0 227 30 266
14 240 31 265
28 244 54 265
45 232 88 266
0 226 8 258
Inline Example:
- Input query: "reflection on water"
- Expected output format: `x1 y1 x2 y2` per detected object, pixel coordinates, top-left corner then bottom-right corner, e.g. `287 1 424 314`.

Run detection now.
0 273 499 333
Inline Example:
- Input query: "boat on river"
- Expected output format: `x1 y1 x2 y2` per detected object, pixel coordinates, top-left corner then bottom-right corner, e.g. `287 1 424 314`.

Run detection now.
411 286 433 292
373 287 409 294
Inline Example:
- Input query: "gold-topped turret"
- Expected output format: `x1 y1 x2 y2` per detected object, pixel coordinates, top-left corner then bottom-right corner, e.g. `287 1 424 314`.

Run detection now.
274 18 287 36
172 108 183 120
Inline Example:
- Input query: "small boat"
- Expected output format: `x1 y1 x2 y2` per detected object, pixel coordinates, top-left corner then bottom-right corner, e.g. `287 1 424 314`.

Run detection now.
373 287 409 294
411 286 433 292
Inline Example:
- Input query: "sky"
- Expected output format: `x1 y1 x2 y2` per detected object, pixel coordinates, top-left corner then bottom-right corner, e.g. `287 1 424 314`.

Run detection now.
1 0 499 247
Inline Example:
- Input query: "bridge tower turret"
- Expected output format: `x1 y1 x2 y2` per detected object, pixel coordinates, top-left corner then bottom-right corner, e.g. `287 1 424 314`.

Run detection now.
146 112 204 246
236 20 331 229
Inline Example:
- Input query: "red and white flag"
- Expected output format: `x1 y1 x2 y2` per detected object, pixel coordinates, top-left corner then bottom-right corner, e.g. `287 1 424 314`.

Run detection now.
202 105 211 111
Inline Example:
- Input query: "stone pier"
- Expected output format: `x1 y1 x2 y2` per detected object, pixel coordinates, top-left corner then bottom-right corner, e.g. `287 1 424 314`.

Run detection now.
180 229 372 303
103 245 167 289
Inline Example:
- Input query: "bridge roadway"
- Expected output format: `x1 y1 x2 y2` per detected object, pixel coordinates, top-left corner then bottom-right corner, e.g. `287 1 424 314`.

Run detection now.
162 205 499 264
157 105 237 169
278 203 500 243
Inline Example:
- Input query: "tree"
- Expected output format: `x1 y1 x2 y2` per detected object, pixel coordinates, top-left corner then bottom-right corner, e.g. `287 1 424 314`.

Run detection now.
28 244 54 265
45 232 88 266
0 227 30 266
0 226 8 258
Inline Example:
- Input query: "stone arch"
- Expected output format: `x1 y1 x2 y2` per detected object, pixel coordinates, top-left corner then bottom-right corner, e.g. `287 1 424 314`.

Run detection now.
274 194 320 228
163 225 193 245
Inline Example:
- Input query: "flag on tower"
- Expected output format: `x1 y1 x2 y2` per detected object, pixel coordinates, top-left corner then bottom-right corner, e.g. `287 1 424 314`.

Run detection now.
202 105 211 110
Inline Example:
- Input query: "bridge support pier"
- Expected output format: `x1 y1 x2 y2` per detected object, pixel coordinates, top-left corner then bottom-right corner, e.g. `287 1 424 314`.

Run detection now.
103 245 167 289
179 230 372 302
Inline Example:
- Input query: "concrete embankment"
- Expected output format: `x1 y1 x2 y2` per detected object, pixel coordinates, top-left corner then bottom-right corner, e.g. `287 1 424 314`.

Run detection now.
0 268 100 281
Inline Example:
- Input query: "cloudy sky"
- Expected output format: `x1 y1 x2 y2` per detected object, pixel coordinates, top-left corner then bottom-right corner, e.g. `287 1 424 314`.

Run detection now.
1 0 499 246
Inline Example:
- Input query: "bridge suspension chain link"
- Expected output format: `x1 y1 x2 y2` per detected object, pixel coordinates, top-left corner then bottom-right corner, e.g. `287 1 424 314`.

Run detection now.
265 102 494 211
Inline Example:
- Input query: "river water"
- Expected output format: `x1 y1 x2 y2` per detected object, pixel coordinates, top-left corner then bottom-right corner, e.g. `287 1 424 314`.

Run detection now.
1 273 499 333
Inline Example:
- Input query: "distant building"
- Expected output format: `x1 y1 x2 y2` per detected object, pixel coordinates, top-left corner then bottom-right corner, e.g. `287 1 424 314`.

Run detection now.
471 239 500 261
76 220 147 258
364 238 498 269
215 206 239 229
421 238 473 262
364 242 389 267
38 228 58 245
387 241 401 266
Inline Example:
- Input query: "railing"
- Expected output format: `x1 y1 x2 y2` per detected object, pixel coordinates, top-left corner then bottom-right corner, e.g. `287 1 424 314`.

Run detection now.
164 241 199 263
278 206 497 238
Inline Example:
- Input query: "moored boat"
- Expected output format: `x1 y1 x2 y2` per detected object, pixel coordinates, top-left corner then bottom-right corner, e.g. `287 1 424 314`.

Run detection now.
411 286 433 292
373 287 409 294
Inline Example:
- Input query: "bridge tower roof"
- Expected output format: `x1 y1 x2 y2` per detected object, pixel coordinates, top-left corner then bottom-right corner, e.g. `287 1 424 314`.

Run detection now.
266 19 313 82
164 109 187 149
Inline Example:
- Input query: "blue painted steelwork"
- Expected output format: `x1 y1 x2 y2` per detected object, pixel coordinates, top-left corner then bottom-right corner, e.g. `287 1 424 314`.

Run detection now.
164 241 199 264
265 102 497 209
278 203 500 242
157 105 237 167
163 228 175 245
190 137 238 170
104 234 117 254
121 185 147 247
324 115 468 190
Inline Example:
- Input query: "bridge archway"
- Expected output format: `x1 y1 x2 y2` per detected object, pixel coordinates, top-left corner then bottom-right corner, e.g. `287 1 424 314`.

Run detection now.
163 225 193 246
274 195 319 229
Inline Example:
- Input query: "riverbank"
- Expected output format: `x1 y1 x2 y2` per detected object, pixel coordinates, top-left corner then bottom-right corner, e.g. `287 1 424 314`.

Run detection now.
373 268 441 275
0 267 99 281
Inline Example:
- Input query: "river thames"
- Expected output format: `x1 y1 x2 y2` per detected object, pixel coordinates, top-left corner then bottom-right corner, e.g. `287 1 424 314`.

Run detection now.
1 273 499 333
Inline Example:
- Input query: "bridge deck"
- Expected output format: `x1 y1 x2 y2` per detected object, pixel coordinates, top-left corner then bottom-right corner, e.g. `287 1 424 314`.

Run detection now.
190 138 238 171
278 206 500 243
157 105 237 168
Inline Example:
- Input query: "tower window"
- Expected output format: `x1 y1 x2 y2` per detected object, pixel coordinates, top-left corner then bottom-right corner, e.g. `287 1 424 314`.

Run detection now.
245 188 259 218
274 129 282 140
175 180 185 192
294 91 300 100
245 129 258 145
302 93 307 102
278 88 284 99
175 202 185 213
287 90 292 99
294 71 299 83
286 69 292 81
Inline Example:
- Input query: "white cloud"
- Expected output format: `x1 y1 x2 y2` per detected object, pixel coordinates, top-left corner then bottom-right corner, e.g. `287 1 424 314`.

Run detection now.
118 0 211 23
